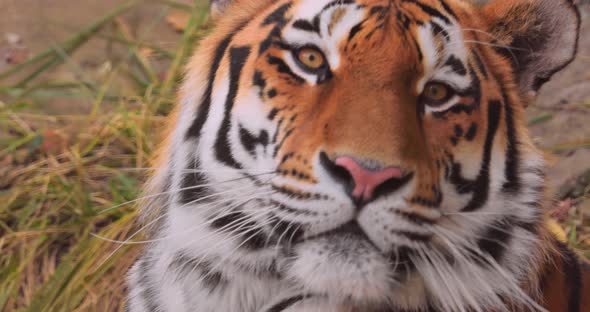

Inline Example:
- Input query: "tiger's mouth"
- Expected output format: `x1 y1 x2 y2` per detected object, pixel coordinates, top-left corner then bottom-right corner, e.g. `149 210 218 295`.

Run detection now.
295 220 371 244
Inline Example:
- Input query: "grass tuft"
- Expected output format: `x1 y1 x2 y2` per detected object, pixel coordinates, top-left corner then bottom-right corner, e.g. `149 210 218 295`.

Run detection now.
0 1 208 310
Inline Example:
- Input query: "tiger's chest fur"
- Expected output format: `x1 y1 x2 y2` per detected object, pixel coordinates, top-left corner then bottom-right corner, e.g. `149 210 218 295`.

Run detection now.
126 0 589 311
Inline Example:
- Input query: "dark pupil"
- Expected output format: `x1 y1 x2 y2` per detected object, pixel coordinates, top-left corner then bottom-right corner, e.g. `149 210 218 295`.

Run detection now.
431 86 441 97
308 54 316 62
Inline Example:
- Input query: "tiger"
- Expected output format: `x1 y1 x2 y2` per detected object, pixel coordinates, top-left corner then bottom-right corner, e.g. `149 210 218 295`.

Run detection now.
126 0 590 311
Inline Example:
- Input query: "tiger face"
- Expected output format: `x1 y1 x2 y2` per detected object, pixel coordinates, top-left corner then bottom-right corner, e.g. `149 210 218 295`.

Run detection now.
141 0 580 310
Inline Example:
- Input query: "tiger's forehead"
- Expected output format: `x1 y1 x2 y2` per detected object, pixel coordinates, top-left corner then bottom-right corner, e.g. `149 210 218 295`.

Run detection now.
275 0 475 87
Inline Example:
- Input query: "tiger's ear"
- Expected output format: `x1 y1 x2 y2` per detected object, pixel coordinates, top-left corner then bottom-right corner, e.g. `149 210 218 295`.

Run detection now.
481 0 580 97
210 0 233 21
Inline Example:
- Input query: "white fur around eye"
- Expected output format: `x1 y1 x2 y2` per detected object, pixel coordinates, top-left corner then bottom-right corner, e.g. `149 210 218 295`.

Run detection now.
424 95 460 114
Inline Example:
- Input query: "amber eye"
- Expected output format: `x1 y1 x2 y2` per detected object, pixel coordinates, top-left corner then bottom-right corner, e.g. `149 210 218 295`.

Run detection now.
422 82 453 103
296 48 325 70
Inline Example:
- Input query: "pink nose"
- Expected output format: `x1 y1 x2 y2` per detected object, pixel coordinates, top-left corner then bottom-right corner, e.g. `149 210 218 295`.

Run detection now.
335 156 403 202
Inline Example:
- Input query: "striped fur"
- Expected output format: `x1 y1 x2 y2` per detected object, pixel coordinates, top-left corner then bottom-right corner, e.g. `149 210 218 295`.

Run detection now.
127 0 588 311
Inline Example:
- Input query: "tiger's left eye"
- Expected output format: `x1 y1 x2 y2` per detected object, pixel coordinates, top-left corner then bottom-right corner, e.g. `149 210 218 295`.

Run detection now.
424 82 450 100
297 48 326 70
421 82 455 106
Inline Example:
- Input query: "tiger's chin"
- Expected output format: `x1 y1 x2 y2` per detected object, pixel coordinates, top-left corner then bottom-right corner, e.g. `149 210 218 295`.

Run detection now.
280 230 396 306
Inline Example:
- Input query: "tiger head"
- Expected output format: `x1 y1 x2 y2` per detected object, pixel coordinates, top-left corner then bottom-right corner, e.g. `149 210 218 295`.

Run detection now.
151 0 580 310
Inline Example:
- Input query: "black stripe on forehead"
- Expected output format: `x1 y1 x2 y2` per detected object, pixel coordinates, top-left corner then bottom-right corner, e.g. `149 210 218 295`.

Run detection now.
402 0 451 25
322 0 356 12
291 0 360 37
436 0 457 20
292 19 320 33
262 2 293 26
259 3 293 55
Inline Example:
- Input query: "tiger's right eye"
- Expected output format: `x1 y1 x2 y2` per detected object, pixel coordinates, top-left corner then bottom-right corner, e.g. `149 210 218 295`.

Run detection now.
420 81 456 107
296 48 326 71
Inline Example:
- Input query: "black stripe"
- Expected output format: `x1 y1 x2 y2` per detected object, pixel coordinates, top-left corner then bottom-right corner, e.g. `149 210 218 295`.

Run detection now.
430 21 448 40
476 219 512 262
272 184 325 200
253 70 266 93
211 210 269 250
461 100 501 212
464 65 482 106
265 295 308 312
267 55 305 84
271 117 284 143
472 50 488 79
448 162 475 194
322 0 355 12
558 243 582 312
395 11 412 30
292 19 320 33
169 253 228 292
268 213 304 244
501 93 521 194
260 0 292 58
387 246 417 273
239 124 269 156
391 230 432 242
410 35 423 61
437 0 457 20
138 257 160 312
444 55 467 76
185 22 247 139
464 122 477 141
199 262 226 292
348 21 364 41
259 25 282 55
268 108 279 120
214 46 251 169
262 2 292 26
404 0 451 25
431 103 475 119
392 209 436 225
273 127 294 157
179 157 209 205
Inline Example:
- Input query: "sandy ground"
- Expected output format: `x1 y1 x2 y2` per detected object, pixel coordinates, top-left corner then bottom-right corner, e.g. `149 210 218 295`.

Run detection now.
1 0 589 199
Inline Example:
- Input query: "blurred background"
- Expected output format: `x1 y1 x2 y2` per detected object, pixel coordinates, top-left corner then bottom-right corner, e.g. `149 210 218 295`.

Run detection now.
0 0 588 311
